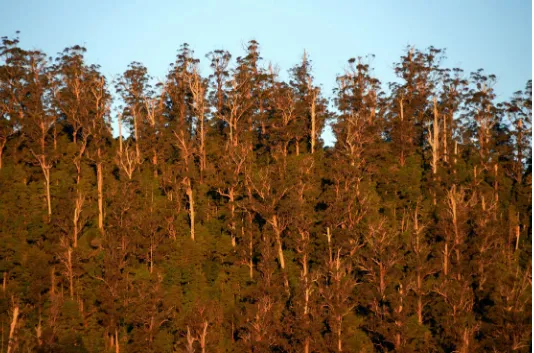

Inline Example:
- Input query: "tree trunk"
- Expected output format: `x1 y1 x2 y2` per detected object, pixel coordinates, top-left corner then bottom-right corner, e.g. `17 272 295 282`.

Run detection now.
0 139 5 169
337 316 343 352
186 326 195 353
115 328 120 353
186 179 195 241
67 247 74 299
200 321 208 353
271 216 285 270
310 85 317 154
97 148 104 232
7 305 18 353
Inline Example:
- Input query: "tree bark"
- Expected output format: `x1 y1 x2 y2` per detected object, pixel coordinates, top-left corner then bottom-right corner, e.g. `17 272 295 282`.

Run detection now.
7 305 18 353
186 178 195 241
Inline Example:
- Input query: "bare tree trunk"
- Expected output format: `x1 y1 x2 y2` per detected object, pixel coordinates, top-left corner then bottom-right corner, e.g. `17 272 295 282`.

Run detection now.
443 242 449 276
97 149 104 232
337 316 343 352
186 326 195 353
229 188 236 247
73 191 84 248
247 213 254 280
7 305 18 353
309 79 317 154
118 113 123 156
186 179 195 241
428 97 440 175
0 139 5 169
515 223 521 251
443 113 448 162
115 328 120 353
399 97 406 166
133 112 140 162
271 215 285 270
45 167 51 219
200 321 208 353
67 247 74 299
200 110 206 174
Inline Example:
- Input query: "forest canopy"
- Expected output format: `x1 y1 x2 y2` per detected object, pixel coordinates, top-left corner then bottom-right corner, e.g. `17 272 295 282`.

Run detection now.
0 35 531 353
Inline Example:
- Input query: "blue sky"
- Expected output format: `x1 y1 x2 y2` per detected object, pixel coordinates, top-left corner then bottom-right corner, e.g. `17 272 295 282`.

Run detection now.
1 0 531 143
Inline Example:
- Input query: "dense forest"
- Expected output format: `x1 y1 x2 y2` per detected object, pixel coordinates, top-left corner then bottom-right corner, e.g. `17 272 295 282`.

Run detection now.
0 35 531 353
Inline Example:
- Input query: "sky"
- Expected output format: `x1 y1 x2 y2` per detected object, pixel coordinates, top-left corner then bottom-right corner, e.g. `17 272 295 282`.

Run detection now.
1 0 532 144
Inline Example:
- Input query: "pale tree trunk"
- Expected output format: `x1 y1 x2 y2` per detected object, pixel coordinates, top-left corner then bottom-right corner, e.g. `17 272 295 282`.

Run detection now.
443 242 449 276
115 328 120 353
118 114 123 156
44 166 51 219
337 315 343 352
185 178 195 241
308 78 317 154
443 113 448 162
247 213 254 280
97 148 104 232
200 110 206 174
133 112 140 162
67 247 74 299
0 139 5 169
515 223 521 251
199 321 208 353
428 97 440 175
271 215 285 270
35 308 42 346
73 191 84 248
304 336 310 353
186 326 195 353
229 188 236 247
7 305 18 353
399 97 406 166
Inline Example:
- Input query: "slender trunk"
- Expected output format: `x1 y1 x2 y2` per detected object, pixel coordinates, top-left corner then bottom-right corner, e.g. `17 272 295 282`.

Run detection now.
229 188 236 247
186 326 195 353
115 328 120 353
67 247 74 299
399 97 405 166
379 263 386 297
310 89 316 154
118 114 123 155
248 213 254 280
200 321 208 353
0 139 5 169
337 316 343 352
133 112 140 162
443 113 448 162
7 305 18 353
271 216 285 270
460 328 470 353
444 242 449 276
429 97 439 175
515 224 520 251
186 179 195 241
200 110 206 174
50 267 56 299
417 294 423 325
97 148 104 232
73 190 83 248
36 308 42 346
